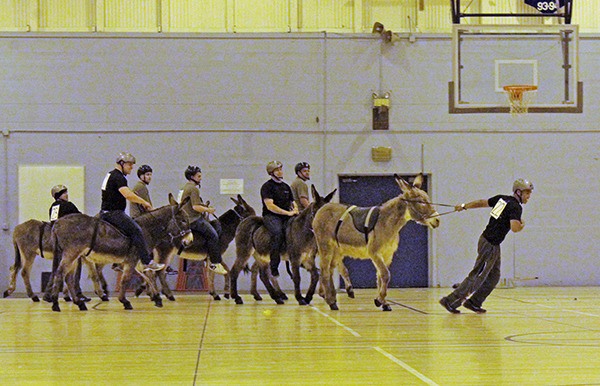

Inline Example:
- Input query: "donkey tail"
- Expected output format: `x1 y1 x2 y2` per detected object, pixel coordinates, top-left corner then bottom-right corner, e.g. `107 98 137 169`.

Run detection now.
12 238 22 271
235 216 263 251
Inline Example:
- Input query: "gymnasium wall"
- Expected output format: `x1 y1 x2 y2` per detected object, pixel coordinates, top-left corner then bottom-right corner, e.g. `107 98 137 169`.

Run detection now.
0 32 598 294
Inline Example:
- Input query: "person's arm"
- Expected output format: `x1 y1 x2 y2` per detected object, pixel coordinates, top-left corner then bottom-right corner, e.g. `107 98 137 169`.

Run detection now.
192 203 215 215
264 198 298 216
455 199 489 212
119 186 152 210
299 196 310 209
510 219 525 233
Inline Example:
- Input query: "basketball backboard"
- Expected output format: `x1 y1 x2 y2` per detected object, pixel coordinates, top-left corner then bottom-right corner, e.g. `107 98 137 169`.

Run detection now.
449 24 582 114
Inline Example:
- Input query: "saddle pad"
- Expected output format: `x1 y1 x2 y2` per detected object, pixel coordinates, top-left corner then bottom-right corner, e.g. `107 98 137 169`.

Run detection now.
349 206 380 235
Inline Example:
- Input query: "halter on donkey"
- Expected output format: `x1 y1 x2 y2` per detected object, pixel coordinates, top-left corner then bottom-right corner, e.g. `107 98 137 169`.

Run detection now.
230 185 337 305
49 195 192 312
141 194 255 301
313 174 440 311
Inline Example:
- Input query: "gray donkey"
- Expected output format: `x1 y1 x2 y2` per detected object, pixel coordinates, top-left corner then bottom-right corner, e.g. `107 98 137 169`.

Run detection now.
230 185 336 305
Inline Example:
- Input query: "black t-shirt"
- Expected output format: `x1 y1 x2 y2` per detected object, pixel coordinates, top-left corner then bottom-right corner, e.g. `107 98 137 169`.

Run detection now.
260 179 294 218
101 169 128 211
482 195 522 245
49 200 81 223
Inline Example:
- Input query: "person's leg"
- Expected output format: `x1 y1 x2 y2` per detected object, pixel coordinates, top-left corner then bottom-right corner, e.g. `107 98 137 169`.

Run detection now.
466 246 501 310
263 215 285 277
191 218 227 274
440 236 498 312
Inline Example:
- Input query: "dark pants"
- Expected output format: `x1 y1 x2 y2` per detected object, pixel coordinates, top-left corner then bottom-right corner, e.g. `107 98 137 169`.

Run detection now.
263 214 287 271
191 217 222 264
445 235 501 308
100 210 152 264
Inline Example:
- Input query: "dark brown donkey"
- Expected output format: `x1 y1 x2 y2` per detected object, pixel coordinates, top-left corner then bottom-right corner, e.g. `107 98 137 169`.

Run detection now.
49 195 192 312
144 194 255 301
230 185 336 305
4 219 108 302
313 174 440 311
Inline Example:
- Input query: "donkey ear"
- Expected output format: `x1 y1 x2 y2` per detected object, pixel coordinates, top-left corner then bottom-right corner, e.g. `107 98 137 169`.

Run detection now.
168 193 178 205
178 196 190 209
324 188 337 203
311 185 320 201
412 173 423 189
395 175 412 193
230 196 240 205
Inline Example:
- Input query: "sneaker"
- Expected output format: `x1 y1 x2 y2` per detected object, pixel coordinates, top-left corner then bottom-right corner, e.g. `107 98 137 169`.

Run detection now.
136 260 165 273
208 263 228 275
463 300 487 314
439 297 460 314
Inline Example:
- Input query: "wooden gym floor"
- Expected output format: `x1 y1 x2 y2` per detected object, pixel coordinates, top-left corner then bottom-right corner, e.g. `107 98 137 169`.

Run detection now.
1 287 600 385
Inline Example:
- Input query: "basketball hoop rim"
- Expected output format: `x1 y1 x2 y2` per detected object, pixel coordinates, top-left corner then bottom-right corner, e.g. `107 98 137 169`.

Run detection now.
503 85 538 93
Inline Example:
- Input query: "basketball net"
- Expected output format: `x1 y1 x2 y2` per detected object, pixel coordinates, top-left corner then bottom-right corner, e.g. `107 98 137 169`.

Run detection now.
503 85 538 115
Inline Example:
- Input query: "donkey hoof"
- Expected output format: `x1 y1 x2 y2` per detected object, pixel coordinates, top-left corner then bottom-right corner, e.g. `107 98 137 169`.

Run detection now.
297 298 308 306
3 290 10 298
275 298 285 305
224 293 230 299
253 294 263 301
154 300 163 308
234 296 244 305
31 295 40 302
78 302 88 311
100 295 109 302
123 301 133 310
166 295 176 301
382 304 392 311
280 293 289 301
304 296 313 304
329 303 339 311
347 290 355 299
52 302 61 312
374 299 382 307
80 295 91 303
64 296 72 302
135 288 145 297
212 294 221 301
43 294 53 303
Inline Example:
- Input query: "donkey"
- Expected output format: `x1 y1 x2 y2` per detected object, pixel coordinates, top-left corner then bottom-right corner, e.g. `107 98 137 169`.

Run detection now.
49 195 192 312
4 219 109 302
143 194 255 301
230 185 336 305
313 174 440 311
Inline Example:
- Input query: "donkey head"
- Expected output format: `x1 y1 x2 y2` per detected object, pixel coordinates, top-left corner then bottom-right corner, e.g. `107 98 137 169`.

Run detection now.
231 194 256 219
310 185 337 219
167 193 194 247
395 174 440 229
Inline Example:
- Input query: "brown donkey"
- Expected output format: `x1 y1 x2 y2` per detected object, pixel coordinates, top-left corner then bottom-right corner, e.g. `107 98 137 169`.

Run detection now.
313 174 440 311
230 185 336 305
49 195 192 312
4 219 108 302
146 194 255 301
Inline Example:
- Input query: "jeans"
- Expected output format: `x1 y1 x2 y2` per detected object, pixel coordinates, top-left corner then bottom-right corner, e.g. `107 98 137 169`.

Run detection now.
263 214 287 270
191 217 222 264
100 210 152 264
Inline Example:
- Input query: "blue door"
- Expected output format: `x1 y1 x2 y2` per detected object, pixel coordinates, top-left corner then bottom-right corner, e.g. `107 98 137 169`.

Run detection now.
338 174 429 288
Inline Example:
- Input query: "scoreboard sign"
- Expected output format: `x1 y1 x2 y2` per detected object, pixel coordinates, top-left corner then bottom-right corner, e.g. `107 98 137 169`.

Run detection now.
524 0 565 14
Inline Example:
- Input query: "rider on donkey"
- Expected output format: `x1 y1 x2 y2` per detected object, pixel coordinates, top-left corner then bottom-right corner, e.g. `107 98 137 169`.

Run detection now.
178 165 228 275
100 152 164 273
260 161 298 277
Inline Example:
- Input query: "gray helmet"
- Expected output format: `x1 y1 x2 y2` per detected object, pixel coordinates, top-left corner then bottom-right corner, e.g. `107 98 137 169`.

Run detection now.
137 164 153 178
51 184 68 199
266 160 283 175
116 152 136 164
185 165 202 180
295 162 310 175
513 178 534 193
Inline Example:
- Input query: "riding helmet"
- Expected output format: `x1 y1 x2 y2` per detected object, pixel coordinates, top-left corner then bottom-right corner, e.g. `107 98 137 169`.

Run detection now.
116 152 136 164
185 165 202 180
137 164 153 178
51 185 68 199
294 162 310 175
512 178 534 192
266 161 283 175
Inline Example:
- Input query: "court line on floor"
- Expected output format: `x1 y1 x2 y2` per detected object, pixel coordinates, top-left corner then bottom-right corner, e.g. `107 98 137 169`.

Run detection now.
310 306 361 337
373 346 440 386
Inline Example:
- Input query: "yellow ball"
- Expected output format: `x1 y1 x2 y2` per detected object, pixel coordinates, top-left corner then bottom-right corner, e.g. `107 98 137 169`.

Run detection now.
263 309 273 316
